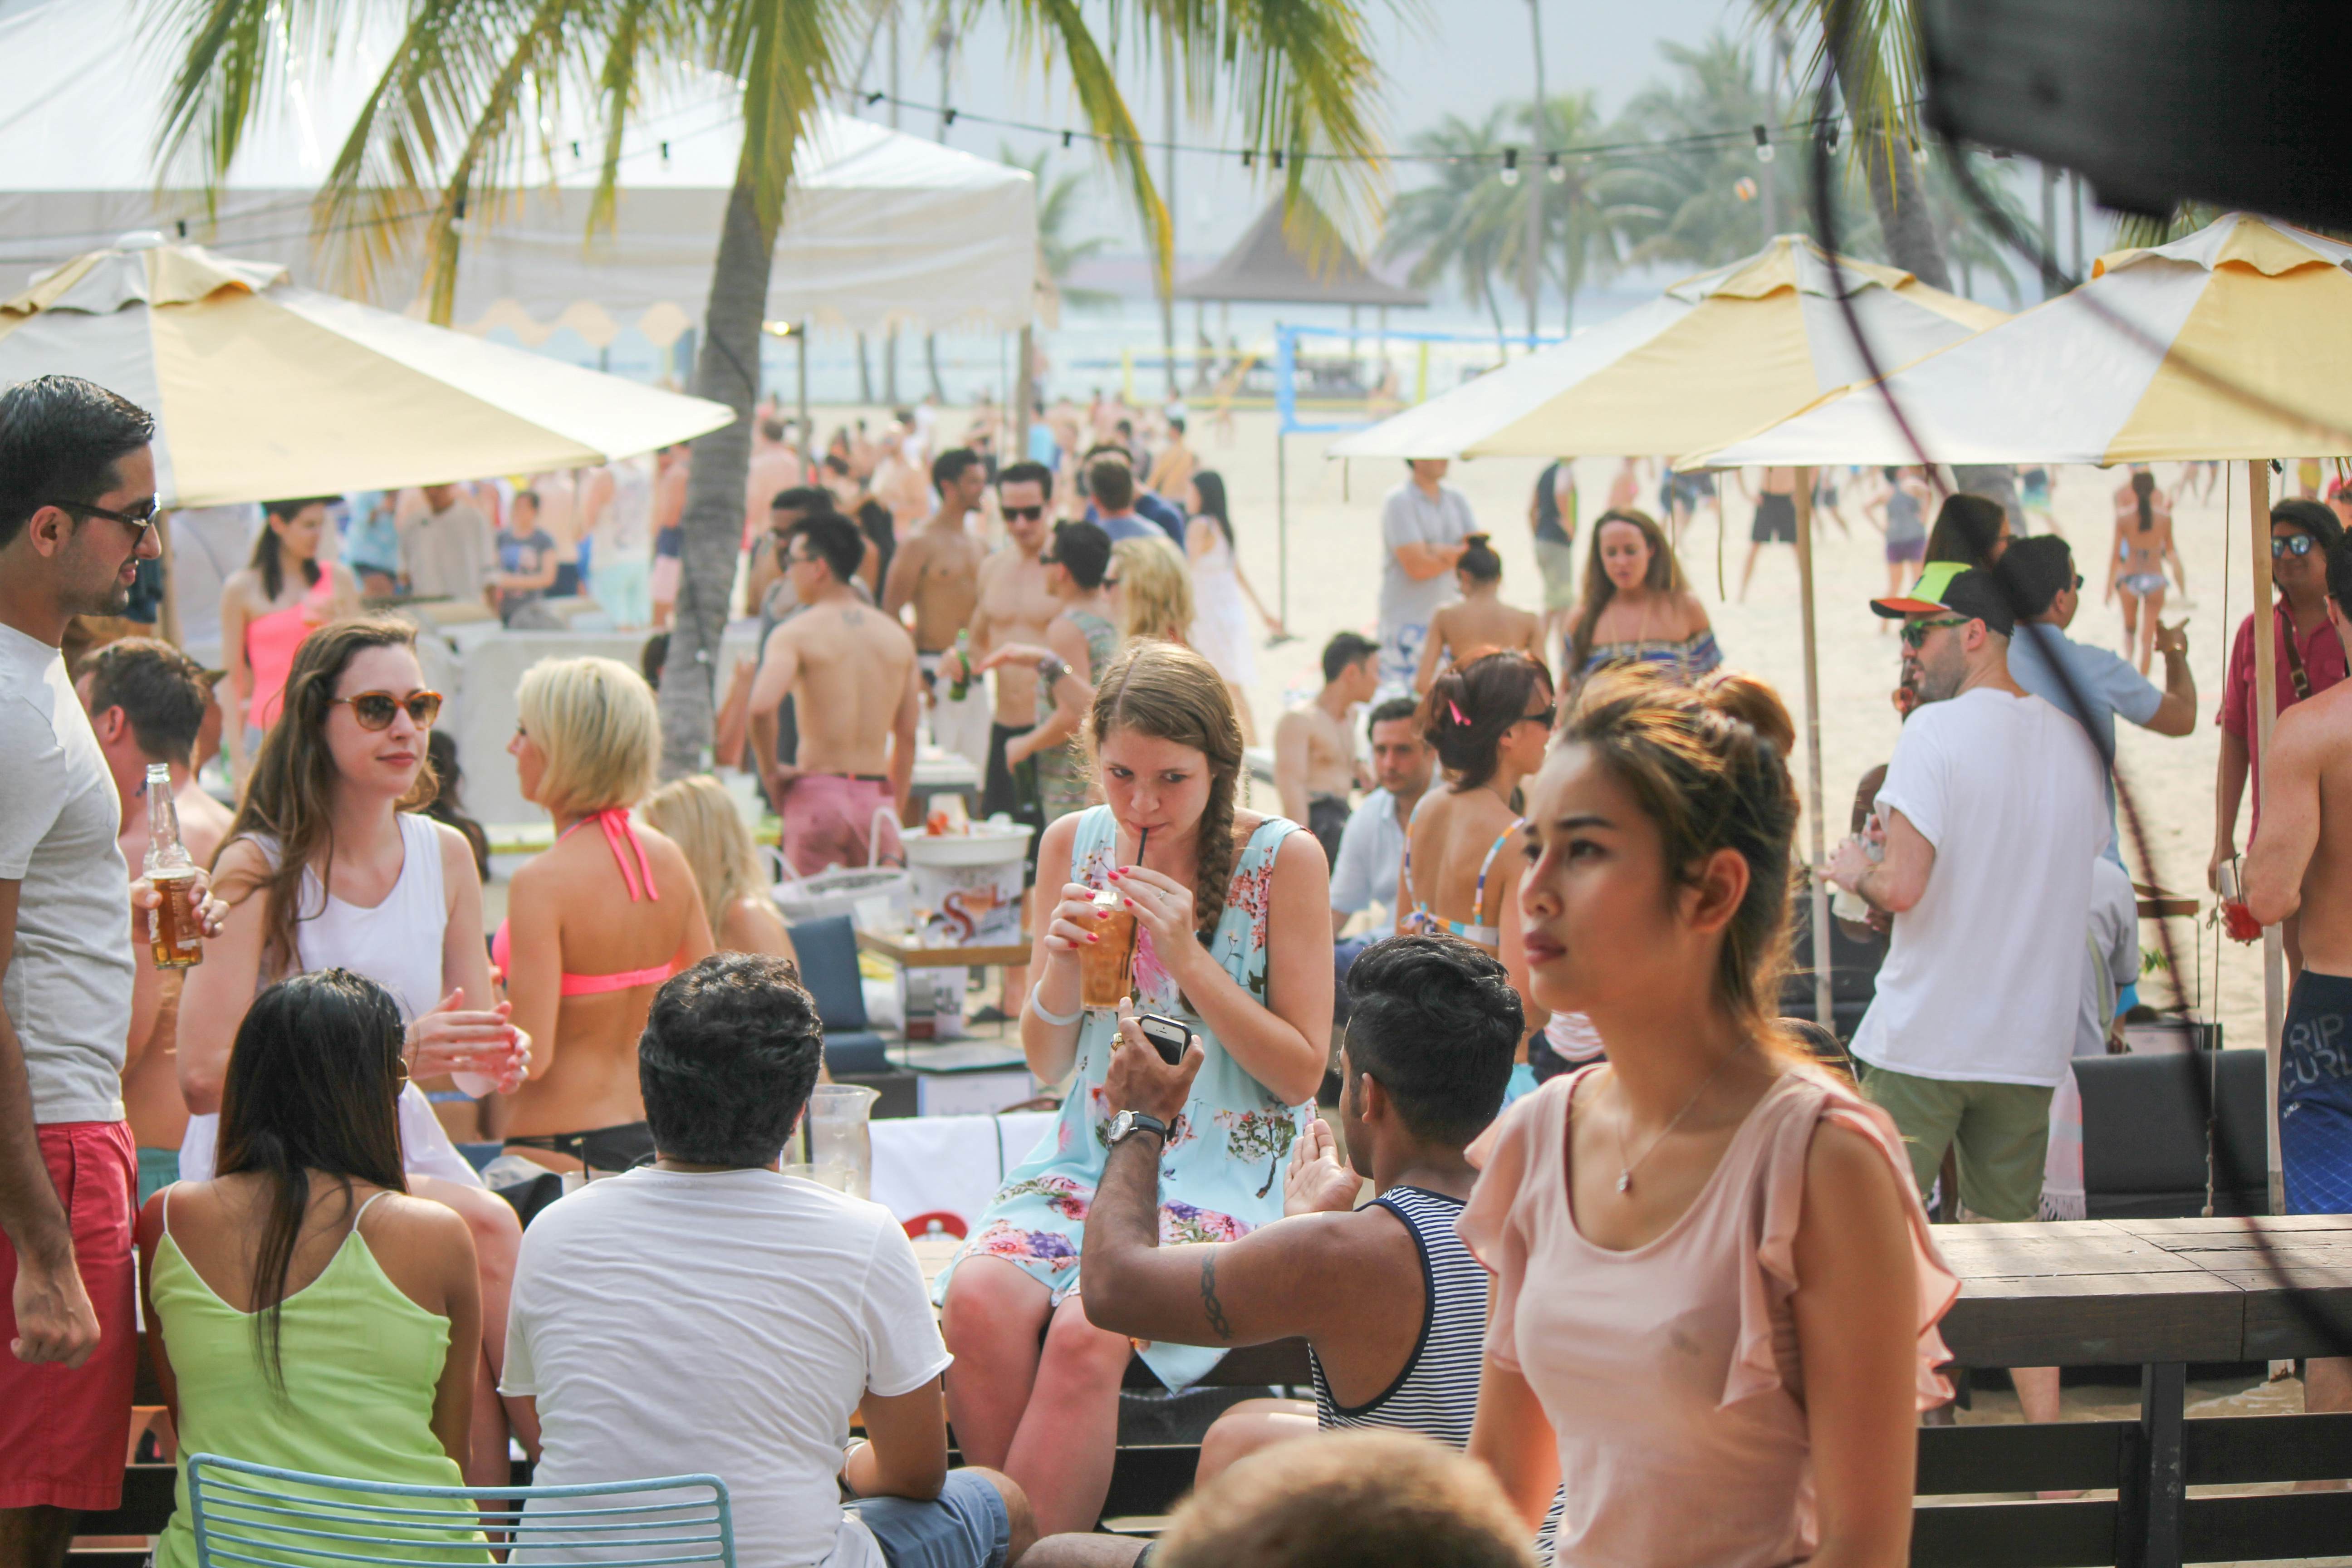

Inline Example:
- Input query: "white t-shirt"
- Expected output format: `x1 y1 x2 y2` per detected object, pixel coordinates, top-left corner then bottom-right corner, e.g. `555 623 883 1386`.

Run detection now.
0 623 134 1123
2080 856 2141 1060
503 1167 953 1568
1850 687 2108 1088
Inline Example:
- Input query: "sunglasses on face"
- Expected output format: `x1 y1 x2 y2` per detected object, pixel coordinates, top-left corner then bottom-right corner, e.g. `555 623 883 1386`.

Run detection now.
333 690 444 730
49 498 160 541
1900 615 1972 649
1004 505 1046 522
2274 534 2319 559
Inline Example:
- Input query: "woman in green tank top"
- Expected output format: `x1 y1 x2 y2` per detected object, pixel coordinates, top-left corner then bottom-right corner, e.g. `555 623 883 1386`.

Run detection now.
137 971 487 1568
979 520 1125 824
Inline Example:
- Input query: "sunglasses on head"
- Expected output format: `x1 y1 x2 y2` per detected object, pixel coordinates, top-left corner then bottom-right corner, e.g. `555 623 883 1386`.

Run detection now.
1004 505 1046 522
333 690 444 730
2274 533 2320 559
1900 615 1972 649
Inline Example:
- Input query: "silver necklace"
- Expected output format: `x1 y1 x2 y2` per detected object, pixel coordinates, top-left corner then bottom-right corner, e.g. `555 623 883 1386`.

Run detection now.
1611 1044 1748 1194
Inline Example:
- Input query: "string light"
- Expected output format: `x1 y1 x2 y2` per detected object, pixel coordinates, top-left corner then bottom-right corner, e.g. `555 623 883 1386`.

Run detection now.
942 108 957 127
1546 151 1565 183
1061 129 1073 148
1752 124 1774 163
1272 148 1283 171
1241 148 1253 169
1499 147 1519 186
865 91 884 107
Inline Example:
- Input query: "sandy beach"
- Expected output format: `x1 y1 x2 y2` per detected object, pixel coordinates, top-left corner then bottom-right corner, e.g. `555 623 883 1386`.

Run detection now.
1190 412 2266 1054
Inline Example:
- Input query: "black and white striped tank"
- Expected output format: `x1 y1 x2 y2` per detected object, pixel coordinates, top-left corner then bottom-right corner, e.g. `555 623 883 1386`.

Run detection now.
1310 1184 1485 1448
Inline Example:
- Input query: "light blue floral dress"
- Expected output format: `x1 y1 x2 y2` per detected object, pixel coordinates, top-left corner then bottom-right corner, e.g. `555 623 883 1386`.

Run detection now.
933 804 1312 1390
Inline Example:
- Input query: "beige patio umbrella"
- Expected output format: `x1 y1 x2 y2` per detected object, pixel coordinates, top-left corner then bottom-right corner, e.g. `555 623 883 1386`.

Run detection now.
1694 214 2352 1207
0 233 734 507
1335 235 2009 1028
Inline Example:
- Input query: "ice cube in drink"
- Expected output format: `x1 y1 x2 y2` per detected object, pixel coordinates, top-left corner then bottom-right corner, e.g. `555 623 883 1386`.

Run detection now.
1079 889 1139 1010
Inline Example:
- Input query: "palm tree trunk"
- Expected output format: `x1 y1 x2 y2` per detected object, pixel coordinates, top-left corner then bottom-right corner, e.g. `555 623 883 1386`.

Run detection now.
1823 9 1951 290
659 154 774 778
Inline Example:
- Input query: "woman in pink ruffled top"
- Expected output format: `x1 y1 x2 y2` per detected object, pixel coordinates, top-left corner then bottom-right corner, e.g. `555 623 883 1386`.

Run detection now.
1460 664 1957 1568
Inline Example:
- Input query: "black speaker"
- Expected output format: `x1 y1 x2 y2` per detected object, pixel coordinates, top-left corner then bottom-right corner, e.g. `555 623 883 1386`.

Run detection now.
1919 0 2352 229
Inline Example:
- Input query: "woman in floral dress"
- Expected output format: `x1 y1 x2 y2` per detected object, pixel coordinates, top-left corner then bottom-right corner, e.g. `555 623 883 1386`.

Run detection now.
936 641 1334 1536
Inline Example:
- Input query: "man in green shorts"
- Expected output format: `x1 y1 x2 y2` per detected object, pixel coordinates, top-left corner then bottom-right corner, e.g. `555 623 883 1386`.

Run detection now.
1827 568 2109 1223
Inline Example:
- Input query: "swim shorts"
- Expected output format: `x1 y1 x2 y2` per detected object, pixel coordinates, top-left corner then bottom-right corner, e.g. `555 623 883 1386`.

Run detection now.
2282 969 2352 1214
1751 491 1798 544
782 773 902 877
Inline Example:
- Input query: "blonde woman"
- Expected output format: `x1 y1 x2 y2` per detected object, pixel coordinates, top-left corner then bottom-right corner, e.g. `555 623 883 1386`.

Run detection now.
1112 533 1195 647
642 774 797 962
498 658 715 1177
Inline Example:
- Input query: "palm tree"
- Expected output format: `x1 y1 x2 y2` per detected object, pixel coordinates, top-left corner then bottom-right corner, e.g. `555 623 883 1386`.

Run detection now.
1519 91 1643 331
1613 34 1790 270
1001 144 1117 312
1379 110 1524 353
159 0 1392 773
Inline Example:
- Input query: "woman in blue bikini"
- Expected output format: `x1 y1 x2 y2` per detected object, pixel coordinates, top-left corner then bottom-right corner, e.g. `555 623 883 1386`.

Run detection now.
1397 652 1556 1091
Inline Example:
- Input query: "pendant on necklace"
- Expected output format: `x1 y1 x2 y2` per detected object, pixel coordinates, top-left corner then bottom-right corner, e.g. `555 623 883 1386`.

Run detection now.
1616 1171 1632 1194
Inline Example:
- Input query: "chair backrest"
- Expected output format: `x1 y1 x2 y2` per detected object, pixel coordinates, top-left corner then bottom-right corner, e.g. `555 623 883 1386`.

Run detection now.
186 1452 734 1568
2075 1048 2269 1215
785 913 869 1034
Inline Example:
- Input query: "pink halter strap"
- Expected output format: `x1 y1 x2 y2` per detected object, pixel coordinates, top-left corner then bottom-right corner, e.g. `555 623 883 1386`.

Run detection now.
563 808 659 904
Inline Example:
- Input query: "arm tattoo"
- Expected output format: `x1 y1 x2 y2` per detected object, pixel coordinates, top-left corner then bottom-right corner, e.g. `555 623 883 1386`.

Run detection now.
1199 1250 1234 1341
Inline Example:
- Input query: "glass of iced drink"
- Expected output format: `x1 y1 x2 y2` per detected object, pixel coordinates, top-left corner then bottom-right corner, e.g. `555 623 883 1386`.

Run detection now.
1080 887 1139 1010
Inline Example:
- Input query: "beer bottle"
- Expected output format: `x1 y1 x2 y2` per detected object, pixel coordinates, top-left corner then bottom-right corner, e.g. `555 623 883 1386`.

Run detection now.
947 628 973 702
145 763 203 969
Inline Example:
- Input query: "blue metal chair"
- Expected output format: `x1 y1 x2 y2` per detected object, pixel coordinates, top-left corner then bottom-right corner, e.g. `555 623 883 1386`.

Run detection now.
186 1452 734 1568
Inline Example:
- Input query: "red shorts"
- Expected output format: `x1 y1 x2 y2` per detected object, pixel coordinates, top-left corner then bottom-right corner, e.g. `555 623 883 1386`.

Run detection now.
781 773 901 878
0 1120 138 1510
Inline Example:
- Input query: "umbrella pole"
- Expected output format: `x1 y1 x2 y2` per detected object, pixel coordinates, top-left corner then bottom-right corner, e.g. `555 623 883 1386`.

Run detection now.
2249 458 2284 1215
1794 466 1833 1031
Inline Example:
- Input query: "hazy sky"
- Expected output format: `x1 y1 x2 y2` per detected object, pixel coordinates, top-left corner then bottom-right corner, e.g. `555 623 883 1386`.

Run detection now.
858 0 1754 261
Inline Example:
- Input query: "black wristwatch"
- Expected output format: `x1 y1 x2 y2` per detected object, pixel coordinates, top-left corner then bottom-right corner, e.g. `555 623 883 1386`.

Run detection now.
1107 1110 1169 1148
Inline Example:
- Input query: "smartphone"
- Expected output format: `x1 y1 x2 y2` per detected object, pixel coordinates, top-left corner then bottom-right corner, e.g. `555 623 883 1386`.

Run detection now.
1136 1013 1191 1066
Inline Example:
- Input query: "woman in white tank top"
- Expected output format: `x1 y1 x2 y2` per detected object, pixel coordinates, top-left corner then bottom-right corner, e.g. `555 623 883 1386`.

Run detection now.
177 618 536 1485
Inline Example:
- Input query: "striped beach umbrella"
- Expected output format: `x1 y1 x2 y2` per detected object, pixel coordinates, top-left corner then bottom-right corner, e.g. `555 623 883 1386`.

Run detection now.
1330 234 2007 461
1689 215 2352 468
0 234 734 508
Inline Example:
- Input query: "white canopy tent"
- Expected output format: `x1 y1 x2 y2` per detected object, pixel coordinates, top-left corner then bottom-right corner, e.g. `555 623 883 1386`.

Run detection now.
0 0 1037 347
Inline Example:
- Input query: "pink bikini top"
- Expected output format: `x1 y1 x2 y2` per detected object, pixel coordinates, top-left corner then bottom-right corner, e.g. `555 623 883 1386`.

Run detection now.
491 809 673 996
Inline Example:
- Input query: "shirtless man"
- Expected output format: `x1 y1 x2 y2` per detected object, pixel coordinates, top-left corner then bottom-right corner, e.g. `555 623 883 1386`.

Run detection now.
1145 415 1198 501
872 423 934 538
885 448 991 771
2239 529 2352 1427
742 416 802 550
1276 632 1380 867
749 514 921 876
965 462 1061 836
1737 465 1800 602
650 443 691 630
76 638 234 1204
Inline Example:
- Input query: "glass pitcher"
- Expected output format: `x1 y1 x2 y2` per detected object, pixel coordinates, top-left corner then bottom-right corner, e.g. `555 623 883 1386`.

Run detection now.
805 1083 880 1199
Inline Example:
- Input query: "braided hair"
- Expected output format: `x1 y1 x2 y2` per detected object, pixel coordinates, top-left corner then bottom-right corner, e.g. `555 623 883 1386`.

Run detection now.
1088 641 1245 945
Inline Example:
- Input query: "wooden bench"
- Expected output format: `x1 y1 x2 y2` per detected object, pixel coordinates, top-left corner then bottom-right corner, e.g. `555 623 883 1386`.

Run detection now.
82 1217 2352 1567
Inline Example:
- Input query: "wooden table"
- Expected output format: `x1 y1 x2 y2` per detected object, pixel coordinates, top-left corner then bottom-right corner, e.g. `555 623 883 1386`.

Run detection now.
857 928 1033 970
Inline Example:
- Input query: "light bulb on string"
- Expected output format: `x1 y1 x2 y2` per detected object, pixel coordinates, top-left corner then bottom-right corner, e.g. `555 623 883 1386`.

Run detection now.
1546 152 1565 184
1499 147 1520 186
1752 125 1774 163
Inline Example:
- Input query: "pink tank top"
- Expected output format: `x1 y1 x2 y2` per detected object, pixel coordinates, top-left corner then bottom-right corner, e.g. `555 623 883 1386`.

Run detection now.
245 571 335 729
1457 1065 1956 1568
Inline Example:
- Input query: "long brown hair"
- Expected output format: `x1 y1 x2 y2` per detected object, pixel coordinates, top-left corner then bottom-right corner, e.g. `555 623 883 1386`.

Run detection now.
1567 508 1686 675
1088 641 1244 943
214 968 408 1391
1419 651 1552 791
217 619 438 980
1558 663 1801 1057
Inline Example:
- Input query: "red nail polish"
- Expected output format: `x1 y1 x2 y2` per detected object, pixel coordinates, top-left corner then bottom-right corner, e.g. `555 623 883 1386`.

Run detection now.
1088 935 1099 943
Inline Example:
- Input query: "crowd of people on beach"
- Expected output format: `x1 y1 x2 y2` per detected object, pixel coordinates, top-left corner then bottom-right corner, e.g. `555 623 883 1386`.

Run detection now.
5 364 2350 1568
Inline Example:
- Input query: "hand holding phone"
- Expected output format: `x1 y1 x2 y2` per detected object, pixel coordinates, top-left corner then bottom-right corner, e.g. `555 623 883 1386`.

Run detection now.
1137 1013 1191 1066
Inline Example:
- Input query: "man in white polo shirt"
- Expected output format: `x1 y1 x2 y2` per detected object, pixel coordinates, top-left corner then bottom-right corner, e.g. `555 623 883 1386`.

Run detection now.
1828 567 2107 1223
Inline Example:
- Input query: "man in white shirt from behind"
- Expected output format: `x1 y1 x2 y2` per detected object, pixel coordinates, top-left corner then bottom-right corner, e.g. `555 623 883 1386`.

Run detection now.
1828 565 2108 1225
503 954 1035 1568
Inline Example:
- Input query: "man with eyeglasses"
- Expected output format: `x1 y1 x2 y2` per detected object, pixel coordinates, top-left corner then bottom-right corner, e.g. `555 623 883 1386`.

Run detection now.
2002 534 2199 867
2213 500 2347 948
0 375 224 1564
1830 568 2107 1235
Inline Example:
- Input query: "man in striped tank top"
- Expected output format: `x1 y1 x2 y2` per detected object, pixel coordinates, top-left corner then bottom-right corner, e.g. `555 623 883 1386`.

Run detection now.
1025 936 1521 1567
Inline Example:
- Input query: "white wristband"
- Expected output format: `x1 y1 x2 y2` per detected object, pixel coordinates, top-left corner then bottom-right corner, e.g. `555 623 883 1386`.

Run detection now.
1028 985 1083 1028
